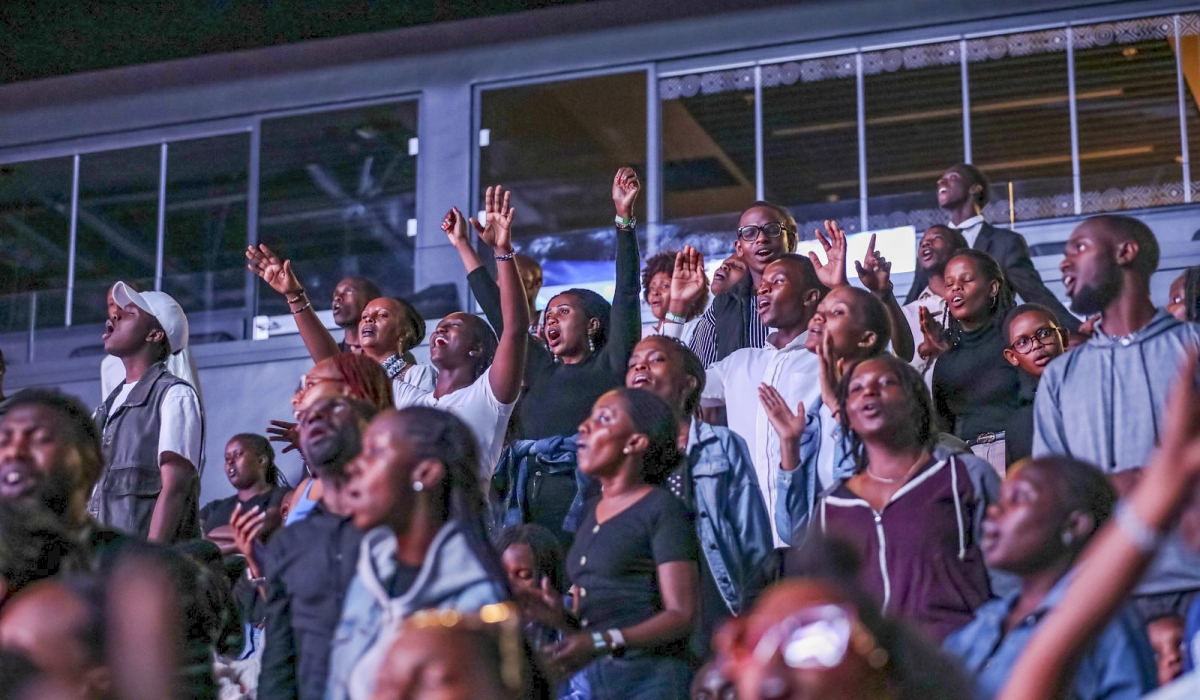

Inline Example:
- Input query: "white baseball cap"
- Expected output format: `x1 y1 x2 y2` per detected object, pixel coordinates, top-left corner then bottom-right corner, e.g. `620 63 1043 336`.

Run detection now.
112 281 189 354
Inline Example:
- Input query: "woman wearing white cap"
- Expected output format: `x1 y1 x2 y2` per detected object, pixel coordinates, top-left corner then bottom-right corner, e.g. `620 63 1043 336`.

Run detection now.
91 281 204 543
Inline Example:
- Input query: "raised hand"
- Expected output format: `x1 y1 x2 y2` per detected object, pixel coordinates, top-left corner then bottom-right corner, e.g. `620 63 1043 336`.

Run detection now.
246 243 303 297
759 384 806 443
230 502 268 580
612 167 640 220
470 185 515 254
266 420 299 454
855 233 893 295
441 206 471 250
1068 314 1100 350
917 306 950 361
669 245 707 316
808 220 848 289
815 329 845 414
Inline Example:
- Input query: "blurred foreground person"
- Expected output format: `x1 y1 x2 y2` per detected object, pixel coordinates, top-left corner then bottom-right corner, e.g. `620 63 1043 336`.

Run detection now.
370 603 548 700
326 407 508 700
0 500 80 607
0 577 110 700
944 456 1155 699
997 353 1200 700
0 390 128 565
718 578 972 700
253 396 380 700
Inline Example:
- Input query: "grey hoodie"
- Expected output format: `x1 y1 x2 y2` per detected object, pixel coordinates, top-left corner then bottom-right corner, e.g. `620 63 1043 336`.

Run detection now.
1034 309 1200 595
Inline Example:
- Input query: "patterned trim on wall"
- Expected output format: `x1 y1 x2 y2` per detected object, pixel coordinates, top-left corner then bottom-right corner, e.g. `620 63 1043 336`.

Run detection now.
660 13 1200 98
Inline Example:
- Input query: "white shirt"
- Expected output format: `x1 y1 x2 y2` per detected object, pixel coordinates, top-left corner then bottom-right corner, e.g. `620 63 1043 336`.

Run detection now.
100 354 125 401
392 366 515 481
396 363 438 395
952 214 985 248
701 331 822 547
642 318 698 346
106 381 204 473
900 286 948 379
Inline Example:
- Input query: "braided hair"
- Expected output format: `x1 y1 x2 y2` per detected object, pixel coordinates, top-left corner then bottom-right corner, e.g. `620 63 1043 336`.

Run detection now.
835 355 935 475
330 352 394 411
230 433 282 487
611 387 682 486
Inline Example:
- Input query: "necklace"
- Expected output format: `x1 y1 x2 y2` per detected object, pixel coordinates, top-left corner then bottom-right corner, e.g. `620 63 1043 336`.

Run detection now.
381 354 405 379
864 453 926 484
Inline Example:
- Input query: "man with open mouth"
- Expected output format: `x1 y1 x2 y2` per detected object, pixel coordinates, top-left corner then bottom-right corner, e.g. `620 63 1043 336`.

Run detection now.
906 164 1080 335
687 200 800 368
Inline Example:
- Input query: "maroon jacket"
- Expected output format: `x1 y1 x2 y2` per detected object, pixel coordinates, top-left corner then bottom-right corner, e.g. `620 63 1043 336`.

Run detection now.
817 455 991 642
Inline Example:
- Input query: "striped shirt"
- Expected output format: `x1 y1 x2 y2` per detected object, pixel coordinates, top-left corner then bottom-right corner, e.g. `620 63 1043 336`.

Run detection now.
688 292 770 368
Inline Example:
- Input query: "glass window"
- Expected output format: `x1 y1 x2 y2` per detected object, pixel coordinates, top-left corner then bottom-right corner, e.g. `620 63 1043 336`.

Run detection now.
762 55 861 238
0 157 74 333
258 101 418 316
1074 16 1186 213
863 42 965 231
74 146 161 327
1180 15 1200 202
479 72 646 301
162 133 250 316
658 68 755 270
967 29 1075 223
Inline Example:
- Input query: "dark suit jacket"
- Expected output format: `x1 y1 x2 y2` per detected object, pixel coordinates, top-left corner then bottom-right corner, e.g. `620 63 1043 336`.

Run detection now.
904 222 1080 332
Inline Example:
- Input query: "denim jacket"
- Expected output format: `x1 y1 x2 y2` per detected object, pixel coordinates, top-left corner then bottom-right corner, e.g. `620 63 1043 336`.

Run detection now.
497 433 581 536
944 572 1156 700
682 420 774 615
325 519 507 700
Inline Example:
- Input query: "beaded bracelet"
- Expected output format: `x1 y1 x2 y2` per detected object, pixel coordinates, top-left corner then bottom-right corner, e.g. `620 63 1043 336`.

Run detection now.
290 302 313 315
286 289 307 304
494 251 516 261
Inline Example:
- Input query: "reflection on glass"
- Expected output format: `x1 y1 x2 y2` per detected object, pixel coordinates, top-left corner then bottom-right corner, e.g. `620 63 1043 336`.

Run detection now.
660 69 755 222
75 146 160 327
763 55 861 237
258 101 418 317
1074 17 1185 213
0 158 74 333
480 72 646 292
163 133 250 316
967 30 1075 223
863 42 965 230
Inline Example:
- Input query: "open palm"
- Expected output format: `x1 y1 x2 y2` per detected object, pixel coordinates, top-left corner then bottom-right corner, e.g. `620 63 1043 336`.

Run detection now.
471 185 515 252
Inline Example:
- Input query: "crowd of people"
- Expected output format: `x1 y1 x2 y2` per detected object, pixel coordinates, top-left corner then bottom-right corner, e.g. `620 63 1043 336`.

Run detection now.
1 162 1200 700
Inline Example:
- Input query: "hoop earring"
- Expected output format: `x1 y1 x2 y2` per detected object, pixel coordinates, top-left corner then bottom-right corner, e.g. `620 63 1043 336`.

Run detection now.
990 294 998 312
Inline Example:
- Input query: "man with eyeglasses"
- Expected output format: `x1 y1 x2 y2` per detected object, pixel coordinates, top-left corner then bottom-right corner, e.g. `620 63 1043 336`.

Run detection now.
688 202 799 368
906 164 1081 335
999 304 1068 468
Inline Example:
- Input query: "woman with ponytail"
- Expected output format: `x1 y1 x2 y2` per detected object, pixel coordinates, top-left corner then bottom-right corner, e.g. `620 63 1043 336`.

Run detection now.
545 387 699 700
326 406 509 700
201 434 290 546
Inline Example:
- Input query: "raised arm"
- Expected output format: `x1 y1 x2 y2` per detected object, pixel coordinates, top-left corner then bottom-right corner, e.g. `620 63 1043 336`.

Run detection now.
808 220 848 290
246 244 341 363
444 207 503 332
856 233 914 361
599 167 643 375
997 353 1200 700
475 186 529 404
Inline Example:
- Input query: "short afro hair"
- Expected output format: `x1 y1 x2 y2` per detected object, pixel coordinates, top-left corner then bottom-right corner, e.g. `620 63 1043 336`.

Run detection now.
1086 215 1160 278
640 252 709 321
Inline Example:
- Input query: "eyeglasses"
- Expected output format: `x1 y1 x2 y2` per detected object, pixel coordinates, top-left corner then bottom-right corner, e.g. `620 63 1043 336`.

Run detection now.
737 223 790 242
752 604 887 671
1009 326 1061 355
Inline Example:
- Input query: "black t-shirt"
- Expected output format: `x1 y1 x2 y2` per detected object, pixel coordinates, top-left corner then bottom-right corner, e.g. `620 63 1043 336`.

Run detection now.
199 487 290 535
932 322 1022 441
567 487 698 654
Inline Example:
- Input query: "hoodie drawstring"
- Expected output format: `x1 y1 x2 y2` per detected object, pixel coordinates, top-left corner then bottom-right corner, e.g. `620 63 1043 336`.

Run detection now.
951 457 965 561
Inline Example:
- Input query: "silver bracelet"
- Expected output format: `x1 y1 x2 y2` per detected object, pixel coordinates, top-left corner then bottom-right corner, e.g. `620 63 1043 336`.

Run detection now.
1114 501 1164 554
494 251 516 261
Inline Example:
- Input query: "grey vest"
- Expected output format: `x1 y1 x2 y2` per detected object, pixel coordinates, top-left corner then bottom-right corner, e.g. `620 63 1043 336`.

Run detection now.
89 362 203 541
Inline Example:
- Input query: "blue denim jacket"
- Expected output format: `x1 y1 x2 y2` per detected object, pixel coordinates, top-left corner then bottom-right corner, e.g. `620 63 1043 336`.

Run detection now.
325 519 507 700
944 572 1156 700
554 421 773 616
